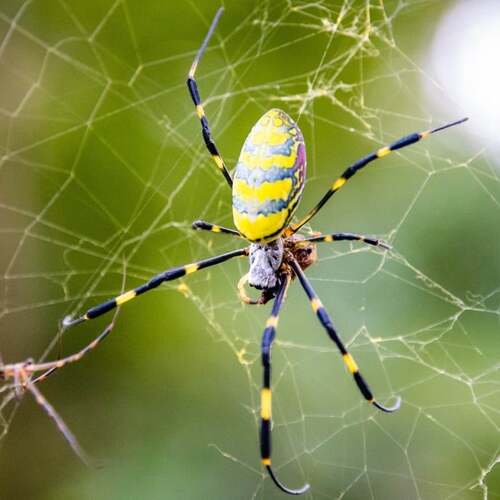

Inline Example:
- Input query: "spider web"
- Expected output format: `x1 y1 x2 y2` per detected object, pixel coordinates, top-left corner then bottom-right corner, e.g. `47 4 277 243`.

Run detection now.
0 1 499 499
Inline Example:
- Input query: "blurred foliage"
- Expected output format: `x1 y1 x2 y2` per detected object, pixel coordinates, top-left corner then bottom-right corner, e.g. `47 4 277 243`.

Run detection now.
0 1 499 499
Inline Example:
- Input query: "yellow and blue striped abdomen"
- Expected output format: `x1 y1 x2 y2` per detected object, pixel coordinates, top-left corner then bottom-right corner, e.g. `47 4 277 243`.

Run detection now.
232 109 306 242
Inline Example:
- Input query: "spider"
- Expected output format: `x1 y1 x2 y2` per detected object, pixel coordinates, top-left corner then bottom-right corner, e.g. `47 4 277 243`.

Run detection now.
0 7 467 496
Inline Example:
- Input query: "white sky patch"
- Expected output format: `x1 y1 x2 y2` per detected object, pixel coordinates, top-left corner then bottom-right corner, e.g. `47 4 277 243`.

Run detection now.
424 0 500 158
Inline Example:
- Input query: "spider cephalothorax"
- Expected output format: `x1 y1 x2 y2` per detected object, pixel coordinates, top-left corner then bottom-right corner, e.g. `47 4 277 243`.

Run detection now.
241 235 318 305
247 236 317 288
1 6 467 498
248 238 284 290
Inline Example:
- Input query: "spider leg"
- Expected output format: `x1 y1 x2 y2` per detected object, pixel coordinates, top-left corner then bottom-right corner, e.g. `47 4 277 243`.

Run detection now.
0 314 116 399
0 246 246 460
289 258 401 413
31 366 58 384
286 117 468 235
260 274 310 495
192 219 241 237
22 374 90 465
187 7 233 188
0 248 248 464
302 232 391 250
62 247 247 329
28 320 116 383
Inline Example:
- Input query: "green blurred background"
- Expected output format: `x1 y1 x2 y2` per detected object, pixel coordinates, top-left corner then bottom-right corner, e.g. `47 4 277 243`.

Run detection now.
0 1 499 499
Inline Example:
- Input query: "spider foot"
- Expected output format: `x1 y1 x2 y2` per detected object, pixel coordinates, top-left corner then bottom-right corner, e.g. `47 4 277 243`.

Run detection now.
267 465 310 496
372 396 402 413
378 240 392 251
62 315 85 329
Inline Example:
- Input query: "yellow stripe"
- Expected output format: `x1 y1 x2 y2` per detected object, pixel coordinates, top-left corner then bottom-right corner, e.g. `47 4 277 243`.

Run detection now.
211 225 221 233
251 129 290 146
262 458 271 466
184 264 199 275
261 388 272 420
233 208 288 243
196 104 204 119
116 290 136 306
234 178 293 204
266 316 278 328
377 146 391 157
239 150 298 169
332 177 346 191
343 353 359 374
311 297 322 313
420 130 431 139
324 235 333 242
212 154 224 170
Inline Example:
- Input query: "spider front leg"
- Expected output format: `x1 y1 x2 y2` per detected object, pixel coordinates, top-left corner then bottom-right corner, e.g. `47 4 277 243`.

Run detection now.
187 7 233 188
1 248 249 464
287 117 468 235
63 247 247 328
192 219 241 237
259 274 310 495
290 258 401 413
302 232 391 250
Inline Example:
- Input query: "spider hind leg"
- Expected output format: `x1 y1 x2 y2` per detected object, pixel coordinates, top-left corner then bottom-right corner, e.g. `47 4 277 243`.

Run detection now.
259 275 311 495
290 257 401 413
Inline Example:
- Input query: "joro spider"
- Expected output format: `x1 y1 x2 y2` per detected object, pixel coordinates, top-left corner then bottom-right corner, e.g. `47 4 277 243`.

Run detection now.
0 7 468 496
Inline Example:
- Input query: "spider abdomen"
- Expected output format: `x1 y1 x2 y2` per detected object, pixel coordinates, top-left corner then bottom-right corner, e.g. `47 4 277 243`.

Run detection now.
232 109 306 243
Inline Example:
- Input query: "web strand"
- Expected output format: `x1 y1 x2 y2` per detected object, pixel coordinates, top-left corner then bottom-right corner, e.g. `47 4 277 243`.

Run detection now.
0 2 498 499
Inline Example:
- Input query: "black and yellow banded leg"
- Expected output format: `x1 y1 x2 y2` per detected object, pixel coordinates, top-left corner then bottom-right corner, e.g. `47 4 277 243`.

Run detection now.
260 274 310 496
289 258 401 413
303 232 391 250
192 219 241 237
287 117 468 235
63 248 247 329
187 7 232 188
